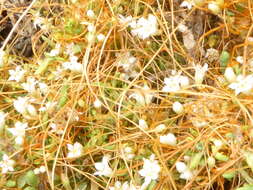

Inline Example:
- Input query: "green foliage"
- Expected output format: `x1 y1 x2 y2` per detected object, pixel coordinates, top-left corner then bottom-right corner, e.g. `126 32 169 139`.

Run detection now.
17 170 39 188
189 152 203 170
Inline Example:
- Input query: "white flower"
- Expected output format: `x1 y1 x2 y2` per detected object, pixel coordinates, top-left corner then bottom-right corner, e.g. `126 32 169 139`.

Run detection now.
67 142 83 158
177 23 188 33
94 155 113 177
138 119 148 130
154 124 166 132
138 154 160 186
172 101 184 114
228 74 253 95
8 121 28 145
97 34 105 42
87 23 95 32
93 99 102 108
160 133 177 146
192 118 208 128
180 170 193 180
8 66 26 82
33 12 47 29
21 77 38 93
194 63 208 85
0 112 7 128
34 166 46 174
62 55 83 73
49 123 64 134
117 52 137 73
13 97 37 117
213 139 223 148
180 1 194 10
162 71 189 92
0 154 15 174
129 84 154 105
109 181 140 190
122 146 135 160
38 82 49 94
208 2 221 14
175 161 193 180
66 43 75 56
236 56 244 64
86 10 95 18
224 67 236 83
175 161 188 173
131 14 158 40
49 43 61 57
118 15 135 27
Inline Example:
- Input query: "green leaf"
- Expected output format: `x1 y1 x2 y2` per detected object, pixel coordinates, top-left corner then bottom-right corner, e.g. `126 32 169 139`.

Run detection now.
236 184 253 190
5 180 16 187
57 85 69 109
17 174 27 188
25 170 39 187
243 151 253 172
222 171 236 180
214 152 229 161
220 51 230 71
35 58 51 75
189 152 203 170
147 180 157 190
24 187 37 190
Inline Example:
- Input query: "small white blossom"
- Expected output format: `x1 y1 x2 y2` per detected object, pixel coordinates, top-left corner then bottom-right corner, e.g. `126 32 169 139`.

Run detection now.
87 23 95 32
86 10 95 18
138 119 148 130
118 15 135 28
8 66 26 82
21 77 38 93
213 139 223 148
109 181 140 190
49 123 64 134
138 154 160 187
33 13 47 29
176 161 188 173
208 2 221 14
224 67 236 83
62 55 83 73
172 101 184 114
13 97 37 118
8 121 28 145
48 43 61 57
162 71 189 92
34 166 46 174
160 133 177 146
0 154 15 174
194 63 208 85
192 119 208 128
94 155 113 177
0 112 7 128
97 34 105 42
236 56 244 64
177 23 188 33
180 170 193 180
175 161 193 180
67 142 83 158
180 1 194 10
38 82 49 94
129 84 154 105
229 74 253 95
131 14 158 40
93 99 102 108
122 146 135 161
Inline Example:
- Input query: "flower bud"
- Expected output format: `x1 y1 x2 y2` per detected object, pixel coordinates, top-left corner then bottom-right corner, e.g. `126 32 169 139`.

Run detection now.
224 67 236 83
172 101 184 114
